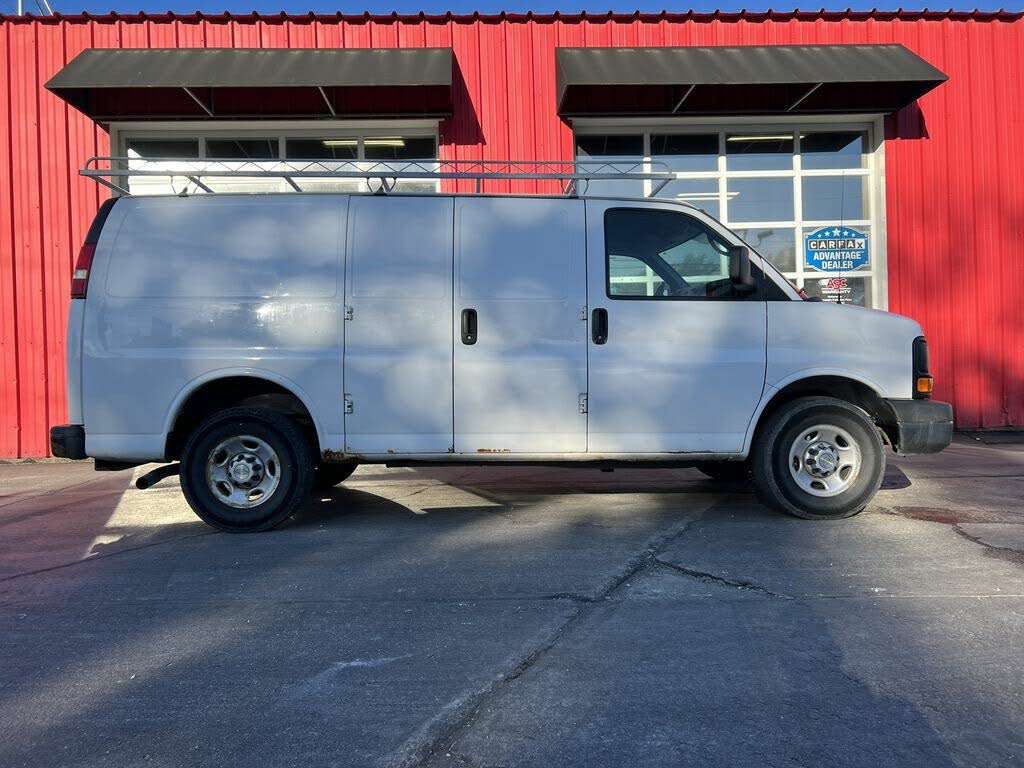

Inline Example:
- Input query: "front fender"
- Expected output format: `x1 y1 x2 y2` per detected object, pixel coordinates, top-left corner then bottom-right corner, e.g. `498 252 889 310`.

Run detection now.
741 369 888 455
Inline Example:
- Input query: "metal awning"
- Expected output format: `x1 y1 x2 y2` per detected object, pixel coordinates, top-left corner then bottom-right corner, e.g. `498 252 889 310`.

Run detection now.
556 44 947 116
46 47 454 121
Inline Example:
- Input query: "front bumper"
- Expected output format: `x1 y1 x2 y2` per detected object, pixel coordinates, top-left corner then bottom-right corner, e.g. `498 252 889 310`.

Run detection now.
50 424 87 460
879 400 954 455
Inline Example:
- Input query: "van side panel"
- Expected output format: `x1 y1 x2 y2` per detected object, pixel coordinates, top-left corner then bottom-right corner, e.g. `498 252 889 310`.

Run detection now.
343 196 455 454
82 195 347 461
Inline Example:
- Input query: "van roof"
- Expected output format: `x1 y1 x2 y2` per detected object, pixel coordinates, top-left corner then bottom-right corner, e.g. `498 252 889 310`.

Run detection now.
113 190 701 212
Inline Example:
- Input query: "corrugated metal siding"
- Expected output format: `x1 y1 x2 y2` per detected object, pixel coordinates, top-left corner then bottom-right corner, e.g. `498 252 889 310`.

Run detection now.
0 11 1022 456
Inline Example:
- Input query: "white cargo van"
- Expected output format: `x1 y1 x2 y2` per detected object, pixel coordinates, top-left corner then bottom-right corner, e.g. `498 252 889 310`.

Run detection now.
51 164 952 532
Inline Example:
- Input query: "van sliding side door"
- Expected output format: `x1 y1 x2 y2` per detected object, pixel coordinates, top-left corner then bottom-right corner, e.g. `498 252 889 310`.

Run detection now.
342 196 455 455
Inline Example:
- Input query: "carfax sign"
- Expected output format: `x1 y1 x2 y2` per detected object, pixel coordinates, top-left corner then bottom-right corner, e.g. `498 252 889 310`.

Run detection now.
804 226 869 272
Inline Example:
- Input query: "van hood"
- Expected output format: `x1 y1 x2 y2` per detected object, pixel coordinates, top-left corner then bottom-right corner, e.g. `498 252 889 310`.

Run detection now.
815 301 925 338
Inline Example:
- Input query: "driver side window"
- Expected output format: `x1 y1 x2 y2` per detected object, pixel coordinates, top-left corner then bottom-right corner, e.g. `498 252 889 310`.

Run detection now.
605 208 753 300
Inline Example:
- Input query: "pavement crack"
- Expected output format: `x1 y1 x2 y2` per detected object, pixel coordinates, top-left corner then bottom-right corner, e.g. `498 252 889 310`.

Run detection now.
394 515 704 768
653 558 792 599
540 591 593 603
443 750 488 768
389 485 434 504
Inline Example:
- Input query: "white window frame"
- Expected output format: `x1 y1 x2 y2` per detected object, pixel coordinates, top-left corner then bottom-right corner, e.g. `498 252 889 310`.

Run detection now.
573 115 888 309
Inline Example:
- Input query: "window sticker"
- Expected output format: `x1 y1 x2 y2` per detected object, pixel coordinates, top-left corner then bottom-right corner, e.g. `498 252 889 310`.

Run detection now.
804 226 869 272
819 276 852 302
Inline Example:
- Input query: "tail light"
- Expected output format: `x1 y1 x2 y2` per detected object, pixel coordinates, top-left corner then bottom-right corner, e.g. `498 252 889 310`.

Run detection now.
70 198 118 300
71 243 96 299
913 336 932 399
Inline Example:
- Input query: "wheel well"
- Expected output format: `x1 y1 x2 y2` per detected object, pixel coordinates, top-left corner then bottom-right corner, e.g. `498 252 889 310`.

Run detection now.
166 377 319 460
753 376 892 446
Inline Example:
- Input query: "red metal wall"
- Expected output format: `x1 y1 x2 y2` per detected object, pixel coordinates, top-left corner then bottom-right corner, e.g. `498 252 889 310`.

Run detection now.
1 10 1022 457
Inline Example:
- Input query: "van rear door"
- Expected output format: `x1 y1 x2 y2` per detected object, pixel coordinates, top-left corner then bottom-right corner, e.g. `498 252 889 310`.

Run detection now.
453 198 588 454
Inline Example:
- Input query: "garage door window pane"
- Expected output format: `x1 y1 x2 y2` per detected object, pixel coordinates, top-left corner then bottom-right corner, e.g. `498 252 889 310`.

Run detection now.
801 132 866 170
735 227 796 272
577 134 643 157
726 134 794 171
206 138 277 160
651 133 718 172
286 138 358 160
126 139 199 159
727 177 794 222
802 175 866 222
363 136 436 161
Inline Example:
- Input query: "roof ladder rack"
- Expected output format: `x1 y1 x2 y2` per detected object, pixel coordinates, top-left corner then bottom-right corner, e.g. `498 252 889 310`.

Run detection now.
80 157 676 198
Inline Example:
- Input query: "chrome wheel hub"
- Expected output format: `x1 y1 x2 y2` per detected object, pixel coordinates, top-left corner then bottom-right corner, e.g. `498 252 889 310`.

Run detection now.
788 424 861 498
227 453 261 485
206 435 281 509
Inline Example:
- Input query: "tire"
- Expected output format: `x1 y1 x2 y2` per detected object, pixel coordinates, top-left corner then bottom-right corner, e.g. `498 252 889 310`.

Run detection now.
313 462 358 491
695 460 752 483
751 396 885 520
180 406 315 532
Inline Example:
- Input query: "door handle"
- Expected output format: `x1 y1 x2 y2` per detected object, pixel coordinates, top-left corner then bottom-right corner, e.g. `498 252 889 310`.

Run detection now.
592 308 608 345
461 308 478 345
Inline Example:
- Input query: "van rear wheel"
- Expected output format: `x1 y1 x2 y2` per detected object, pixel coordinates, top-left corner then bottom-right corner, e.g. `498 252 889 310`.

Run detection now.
751 396 884 520
180 407 314 532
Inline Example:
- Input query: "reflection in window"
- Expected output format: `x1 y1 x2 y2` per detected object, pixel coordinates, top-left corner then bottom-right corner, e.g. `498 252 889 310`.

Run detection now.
801 132 865 170
801 175 866 222
660 178 720 218
726 133 794 171
735 227 796 272
727 177 794 222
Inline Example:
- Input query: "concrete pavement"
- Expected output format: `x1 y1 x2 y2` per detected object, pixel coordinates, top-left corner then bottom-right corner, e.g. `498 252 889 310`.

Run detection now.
0 437 1022 767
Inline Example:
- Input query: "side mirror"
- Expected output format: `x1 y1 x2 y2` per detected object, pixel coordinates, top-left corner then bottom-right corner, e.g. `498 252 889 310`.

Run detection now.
728 245 756 293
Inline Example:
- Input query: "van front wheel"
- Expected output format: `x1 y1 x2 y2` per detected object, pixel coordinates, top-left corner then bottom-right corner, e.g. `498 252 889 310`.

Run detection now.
181 407 314 532
752 396 884 520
